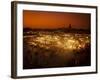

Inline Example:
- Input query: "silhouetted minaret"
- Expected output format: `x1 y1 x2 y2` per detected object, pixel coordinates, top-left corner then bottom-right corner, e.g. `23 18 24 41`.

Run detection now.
69 24 72 29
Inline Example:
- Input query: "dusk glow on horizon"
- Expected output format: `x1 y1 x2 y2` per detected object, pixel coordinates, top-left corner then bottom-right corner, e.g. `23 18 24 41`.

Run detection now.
23 10 90 29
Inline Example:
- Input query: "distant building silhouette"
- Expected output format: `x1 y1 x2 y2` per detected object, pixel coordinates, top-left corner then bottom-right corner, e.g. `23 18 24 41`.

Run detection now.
69 24 72 29
63 24 72 29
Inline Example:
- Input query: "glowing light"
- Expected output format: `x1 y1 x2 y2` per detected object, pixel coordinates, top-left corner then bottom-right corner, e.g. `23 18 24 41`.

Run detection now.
24 32 90 52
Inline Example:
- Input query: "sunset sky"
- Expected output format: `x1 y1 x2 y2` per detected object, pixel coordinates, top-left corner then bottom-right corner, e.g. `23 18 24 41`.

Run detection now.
23 10 90 29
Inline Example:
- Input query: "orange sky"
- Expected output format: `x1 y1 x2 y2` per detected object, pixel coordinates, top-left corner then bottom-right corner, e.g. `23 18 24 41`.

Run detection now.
23 10 90 29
